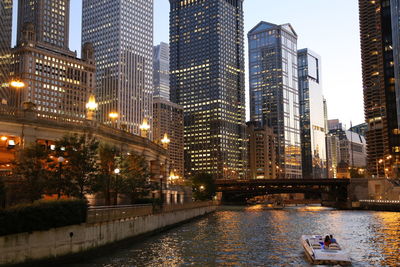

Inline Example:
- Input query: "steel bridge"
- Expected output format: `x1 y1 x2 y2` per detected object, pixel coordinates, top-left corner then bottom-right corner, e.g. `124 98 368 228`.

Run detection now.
215 179 351 205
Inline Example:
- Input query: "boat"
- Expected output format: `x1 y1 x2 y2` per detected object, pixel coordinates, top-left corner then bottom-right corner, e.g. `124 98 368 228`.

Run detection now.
301 235 351 265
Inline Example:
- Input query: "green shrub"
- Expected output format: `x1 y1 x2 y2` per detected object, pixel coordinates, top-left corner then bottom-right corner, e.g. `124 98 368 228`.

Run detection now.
0 199 87 236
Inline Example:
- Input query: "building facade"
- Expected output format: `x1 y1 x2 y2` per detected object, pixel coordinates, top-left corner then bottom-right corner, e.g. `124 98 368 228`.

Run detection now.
82 0 154 136
17 0 70 50
248 21 302 179
169 0 247 179
247 121 277 179
10 0 95 120
153 97 184 178
359 0 400 177
0 0 13 104
326 133 340 178
298 49 327 179
153 42 170 100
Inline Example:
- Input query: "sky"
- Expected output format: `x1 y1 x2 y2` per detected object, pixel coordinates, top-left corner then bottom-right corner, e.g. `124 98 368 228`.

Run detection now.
12 0 364 126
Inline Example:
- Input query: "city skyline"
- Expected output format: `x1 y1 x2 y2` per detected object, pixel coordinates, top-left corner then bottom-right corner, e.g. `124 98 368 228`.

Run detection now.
10 0 363 126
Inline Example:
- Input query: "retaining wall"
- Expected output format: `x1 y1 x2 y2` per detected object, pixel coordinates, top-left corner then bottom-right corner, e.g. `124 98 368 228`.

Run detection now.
0 205 216 265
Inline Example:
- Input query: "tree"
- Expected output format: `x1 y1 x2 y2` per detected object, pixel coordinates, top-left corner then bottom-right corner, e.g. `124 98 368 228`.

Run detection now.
97 144 119 205
52 134 99 199
13 143 50 203
120 153 153 204
191 173 216 201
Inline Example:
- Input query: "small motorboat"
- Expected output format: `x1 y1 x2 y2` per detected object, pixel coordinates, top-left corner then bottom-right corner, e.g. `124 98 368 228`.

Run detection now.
301 235 351 265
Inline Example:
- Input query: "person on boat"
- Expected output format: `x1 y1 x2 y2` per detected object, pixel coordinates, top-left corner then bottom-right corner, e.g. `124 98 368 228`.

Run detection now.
324 235 331 247
330 235 337 243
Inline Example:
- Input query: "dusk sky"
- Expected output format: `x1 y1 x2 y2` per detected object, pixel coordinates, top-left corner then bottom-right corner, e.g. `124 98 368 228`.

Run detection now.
12 0 363 126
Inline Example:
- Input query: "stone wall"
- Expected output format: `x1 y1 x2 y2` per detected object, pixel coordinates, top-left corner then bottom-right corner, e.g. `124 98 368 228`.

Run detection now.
0 205 216 266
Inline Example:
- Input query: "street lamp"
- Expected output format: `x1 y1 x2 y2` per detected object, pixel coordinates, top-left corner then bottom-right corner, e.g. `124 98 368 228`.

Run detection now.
199 185 205 191
10 80 25 89
9 79 26 107
108 112 119 128
140 118 150 138
57 156 65 199
114 168 120 174
161 133 170 149
86 95 98 120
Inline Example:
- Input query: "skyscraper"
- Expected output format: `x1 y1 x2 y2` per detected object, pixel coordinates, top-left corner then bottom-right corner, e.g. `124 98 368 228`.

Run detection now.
10 0 95 119
153 97 184 178
17 0 69 49
0 0 12 104
153 42 170 99
248 22 302 179
82 0 153 135
169 0 247 179
359 0 400 177
298 49 327 179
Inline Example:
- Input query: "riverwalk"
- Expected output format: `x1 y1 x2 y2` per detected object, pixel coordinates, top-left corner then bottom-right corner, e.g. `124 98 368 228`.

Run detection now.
0 201 217 266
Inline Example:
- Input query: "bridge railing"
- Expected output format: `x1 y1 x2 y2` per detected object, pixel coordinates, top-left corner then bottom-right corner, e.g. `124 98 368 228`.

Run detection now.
87 201 216 223
160 201 216 213
87 204 153 223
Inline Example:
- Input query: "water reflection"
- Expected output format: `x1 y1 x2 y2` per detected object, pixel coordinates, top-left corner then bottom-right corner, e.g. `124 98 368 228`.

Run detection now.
69 206 400 267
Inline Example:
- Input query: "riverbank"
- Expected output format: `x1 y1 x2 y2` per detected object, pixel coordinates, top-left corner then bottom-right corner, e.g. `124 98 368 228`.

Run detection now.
54 206 400 266
0 202 217 266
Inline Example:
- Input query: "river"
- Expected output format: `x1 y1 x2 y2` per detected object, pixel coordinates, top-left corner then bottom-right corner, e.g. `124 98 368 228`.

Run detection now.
68 205 400 266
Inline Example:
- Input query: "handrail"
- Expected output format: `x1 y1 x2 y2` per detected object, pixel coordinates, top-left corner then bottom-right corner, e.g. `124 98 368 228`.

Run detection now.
88 204 152 210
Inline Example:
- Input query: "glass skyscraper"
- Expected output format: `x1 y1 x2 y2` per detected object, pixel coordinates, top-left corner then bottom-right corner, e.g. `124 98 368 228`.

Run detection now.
0 0 13 104
298 49 327 179
153 42 170 100
359 0 400 177
82 0 153 136
248 21 302 179
169 0 247 179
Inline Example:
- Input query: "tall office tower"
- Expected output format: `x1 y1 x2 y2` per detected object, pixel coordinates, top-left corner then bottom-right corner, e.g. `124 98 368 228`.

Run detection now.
153 42 170 99
153 97 184 178
170 0 247 179
247 121 277 179
11 1 95 119
298 49 327 179
326 134 340 178
82 0 154 135
359 0 400 177
248 22 302 179
392 0 400 125
17 0 69 49
0 0 12 104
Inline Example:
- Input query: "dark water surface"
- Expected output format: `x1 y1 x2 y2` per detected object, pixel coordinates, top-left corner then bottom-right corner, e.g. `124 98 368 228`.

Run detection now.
69 206 400 266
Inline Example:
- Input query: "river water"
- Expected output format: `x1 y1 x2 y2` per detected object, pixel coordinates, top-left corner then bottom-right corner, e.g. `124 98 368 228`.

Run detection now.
70 206 400 266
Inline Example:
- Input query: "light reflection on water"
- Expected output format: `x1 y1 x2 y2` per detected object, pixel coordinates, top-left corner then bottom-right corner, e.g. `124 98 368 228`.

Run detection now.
70 206 400 267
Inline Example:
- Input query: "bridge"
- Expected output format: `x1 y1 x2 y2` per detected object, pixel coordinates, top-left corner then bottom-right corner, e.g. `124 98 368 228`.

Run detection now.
215 179 351 206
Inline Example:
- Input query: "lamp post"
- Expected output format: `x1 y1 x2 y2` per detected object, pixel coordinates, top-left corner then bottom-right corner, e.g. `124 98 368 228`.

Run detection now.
140 118 150 138
161 133 170 149
57 156 65 199
108 112 119 128
113 168 120 205
159 175 164 205
86 95 98 121
9 79 25 107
